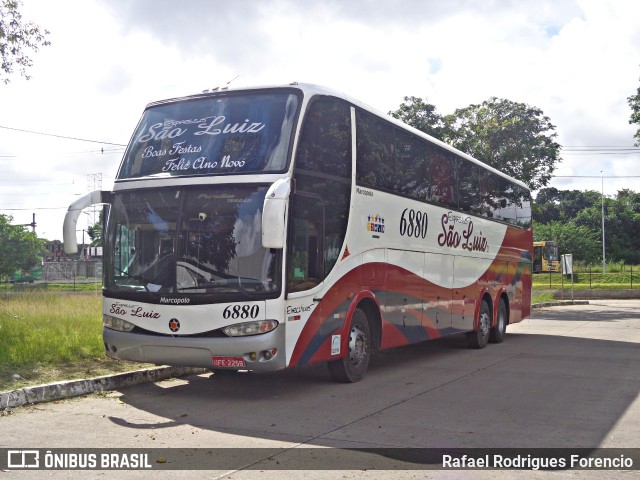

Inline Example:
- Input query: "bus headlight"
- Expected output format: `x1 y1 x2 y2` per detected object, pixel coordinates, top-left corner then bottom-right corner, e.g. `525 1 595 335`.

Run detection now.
223 320 279 337
103 314 136 332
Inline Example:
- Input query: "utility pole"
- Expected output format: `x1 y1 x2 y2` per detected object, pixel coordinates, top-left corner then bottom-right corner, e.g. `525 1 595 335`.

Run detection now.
87 173 103 231
17 213 37 233
601 171 606 273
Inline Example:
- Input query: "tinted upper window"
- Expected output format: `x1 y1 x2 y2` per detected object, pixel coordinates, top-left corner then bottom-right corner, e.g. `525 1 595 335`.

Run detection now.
355 107 531 228
117 91 300 179
355 110 395 190
296 96 352 179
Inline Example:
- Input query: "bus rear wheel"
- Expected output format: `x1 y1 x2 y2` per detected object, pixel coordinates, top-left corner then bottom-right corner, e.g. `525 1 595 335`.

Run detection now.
328 308 371 383
489 298 508 343
466 299 491 349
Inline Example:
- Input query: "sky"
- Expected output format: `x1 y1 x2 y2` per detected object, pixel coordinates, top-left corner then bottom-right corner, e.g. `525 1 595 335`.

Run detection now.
1 0 639 242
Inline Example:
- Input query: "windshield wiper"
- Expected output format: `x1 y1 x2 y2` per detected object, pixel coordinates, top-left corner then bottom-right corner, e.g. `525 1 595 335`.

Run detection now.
113 267 151 292
178 281 251 297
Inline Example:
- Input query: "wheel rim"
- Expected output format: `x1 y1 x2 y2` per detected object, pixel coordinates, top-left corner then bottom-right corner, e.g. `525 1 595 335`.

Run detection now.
497 305 506 333
349 324 368 368
479 311 491 338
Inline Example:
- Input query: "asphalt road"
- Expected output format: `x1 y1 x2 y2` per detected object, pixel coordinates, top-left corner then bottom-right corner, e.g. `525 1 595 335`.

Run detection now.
1 299 639 479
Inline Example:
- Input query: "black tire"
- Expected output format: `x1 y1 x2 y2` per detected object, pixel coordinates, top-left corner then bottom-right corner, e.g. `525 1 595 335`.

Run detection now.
466 299 491 349
328 308 371 383
489 298 508 344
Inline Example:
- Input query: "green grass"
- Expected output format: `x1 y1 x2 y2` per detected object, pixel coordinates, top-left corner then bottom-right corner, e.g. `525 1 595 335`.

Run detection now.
2 282 102 293
0 292 151 392
531 291 555 304
0 292 103 364
532 271 640 290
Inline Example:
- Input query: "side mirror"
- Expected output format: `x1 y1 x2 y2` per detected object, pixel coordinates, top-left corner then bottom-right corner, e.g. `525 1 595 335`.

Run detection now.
262 178 291 249
63 190 109 254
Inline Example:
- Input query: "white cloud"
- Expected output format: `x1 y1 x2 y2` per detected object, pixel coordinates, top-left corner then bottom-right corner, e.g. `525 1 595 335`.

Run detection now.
0 0 639 240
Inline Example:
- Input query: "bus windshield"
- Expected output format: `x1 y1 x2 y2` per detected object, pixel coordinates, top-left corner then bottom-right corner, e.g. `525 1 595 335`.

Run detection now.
544 242 559 261
105 185 280 299
117 91 300 179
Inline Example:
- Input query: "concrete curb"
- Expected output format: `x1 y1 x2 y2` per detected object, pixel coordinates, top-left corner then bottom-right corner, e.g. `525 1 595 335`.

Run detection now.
0 301 593 411
532 300 590 309
0 366 206 411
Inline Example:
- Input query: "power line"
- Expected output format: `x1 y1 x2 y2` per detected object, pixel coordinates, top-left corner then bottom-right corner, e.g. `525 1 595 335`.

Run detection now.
0 207 67 211
0 182 75 186
553 175 640 178
0 124 127 146
563 152 639 155
563 145 638 149
563 147 640 155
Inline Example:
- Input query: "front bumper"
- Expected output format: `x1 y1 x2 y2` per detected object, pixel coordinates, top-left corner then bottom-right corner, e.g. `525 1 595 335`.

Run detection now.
103 324 287 372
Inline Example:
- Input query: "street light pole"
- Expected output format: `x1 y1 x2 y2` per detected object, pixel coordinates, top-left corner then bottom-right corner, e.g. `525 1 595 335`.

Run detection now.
601 171 606 273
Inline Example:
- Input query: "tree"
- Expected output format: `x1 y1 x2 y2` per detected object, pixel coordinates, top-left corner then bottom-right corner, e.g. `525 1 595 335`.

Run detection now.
390 96 561 190
443 98 561 191
535 188 602 223
534 187 561 205
533 220 600 263
0 214 44 280
0 0 50 84
533 187 562 223
86 210 104 246
389 96 447 140
535 188 640 265
628 73 640 146
557 190 601 220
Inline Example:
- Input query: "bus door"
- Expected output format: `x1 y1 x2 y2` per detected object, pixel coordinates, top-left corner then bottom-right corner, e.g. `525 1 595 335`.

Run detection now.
288 193 324 294
361 249 387 331
361 249 387 290
451 255 479 332
386 249 424 344
423 252 454 335
533 244 543 273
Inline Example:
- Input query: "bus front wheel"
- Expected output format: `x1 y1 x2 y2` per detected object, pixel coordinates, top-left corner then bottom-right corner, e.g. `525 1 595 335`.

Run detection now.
328 308 371 383
466 299 491 349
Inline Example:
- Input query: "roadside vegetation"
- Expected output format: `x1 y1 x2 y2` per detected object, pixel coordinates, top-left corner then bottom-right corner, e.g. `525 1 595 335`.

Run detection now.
532 261 640 290
2 281 101 293
0 291 153 392
2 272 637 392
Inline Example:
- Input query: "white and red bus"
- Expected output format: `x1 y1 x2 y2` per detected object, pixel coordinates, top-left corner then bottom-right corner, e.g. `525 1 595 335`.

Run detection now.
64 83 532 382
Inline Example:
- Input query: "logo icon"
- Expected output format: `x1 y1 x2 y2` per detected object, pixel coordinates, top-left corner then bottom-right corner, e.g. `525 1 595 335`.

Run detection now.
367 214 385 234
169 318 180 332
7 450 40 468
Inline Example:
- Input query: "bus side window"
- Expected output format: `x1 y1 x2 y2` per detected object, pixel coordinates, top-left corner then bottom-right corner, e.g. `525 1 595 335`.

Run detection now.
288 194 324 293
292 96 351 291
428 150 456 208
355 109 395 190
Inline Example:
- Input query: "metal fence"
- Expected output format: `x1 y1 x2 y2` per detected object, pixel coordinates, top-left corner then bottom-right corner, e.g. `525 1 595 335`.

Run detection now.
42 261 102 283
533 267 639 289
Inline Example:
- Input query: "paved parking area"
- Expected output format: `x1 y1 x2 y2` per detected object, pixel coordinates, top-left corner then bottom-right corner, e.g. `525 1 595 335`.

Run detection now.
1 300 638 479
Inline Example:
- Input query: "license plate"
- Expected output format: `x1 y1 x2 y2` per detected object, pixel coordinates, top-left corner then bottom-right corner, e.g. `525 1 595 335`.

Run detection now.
212 356 246 368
